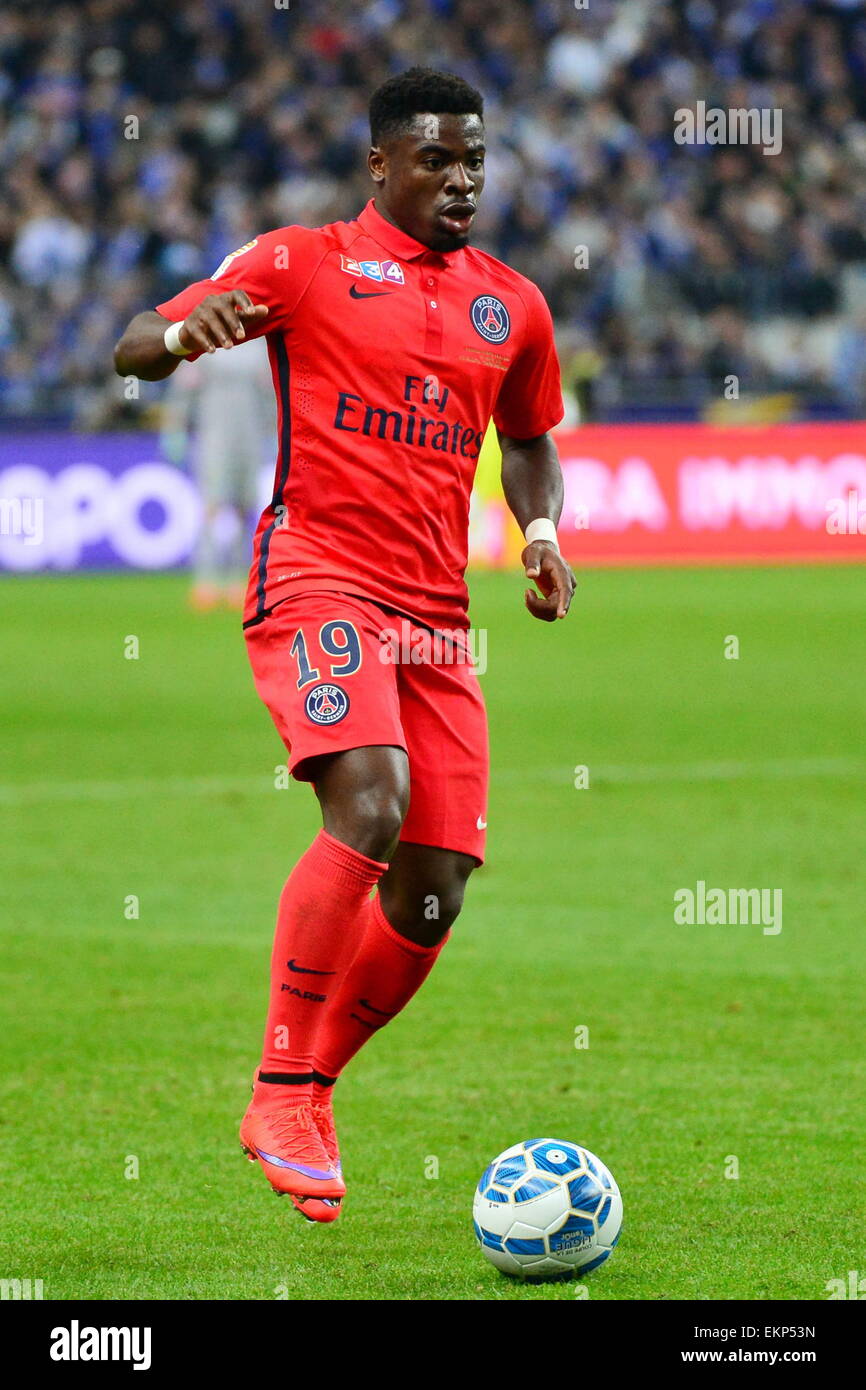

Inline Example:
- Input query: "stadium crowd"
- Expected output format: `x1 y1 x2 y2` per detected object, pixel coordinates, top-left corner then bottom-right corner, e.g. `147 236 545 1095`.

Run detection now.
2 0 866 423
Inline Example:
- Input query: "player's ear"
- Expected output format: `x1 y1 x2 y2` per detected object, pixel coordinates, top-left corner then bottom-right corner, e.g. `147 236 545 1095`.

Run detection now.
368 146 386 185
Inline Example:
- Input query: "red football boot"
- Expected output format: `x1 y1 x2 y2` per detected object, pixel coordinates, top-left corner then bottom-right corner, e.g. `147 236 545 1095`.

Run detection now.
282 1096 345 1224
312 1097 342 1178
240 1094 345 1202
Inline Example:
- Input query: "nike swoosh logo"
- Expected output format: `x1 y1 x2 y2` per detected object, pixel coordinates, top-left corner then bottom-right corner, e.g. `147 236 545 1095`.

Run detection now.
476 817 487 830
286 958 336 975
255 1149 336 1180
358 998 396 1017
349 1012 379 1031
349 285 392 299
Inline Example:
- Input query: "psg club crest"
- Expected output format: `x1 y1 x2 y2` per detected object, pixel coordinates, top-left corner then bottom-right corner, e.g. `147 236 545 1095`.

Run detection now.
304 683 350 725
470 294 511 343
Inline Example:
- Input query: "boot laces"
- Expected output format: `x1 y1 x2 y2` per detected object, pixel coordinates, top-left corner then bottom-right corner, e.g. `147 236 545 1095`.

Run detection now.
262 1100 329 1167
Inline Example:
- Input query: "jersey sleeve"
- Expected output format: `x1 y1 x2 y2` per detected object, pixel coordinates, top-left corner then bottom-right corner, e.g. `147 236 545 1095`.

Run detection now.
492 282 564 439
154 227 311 354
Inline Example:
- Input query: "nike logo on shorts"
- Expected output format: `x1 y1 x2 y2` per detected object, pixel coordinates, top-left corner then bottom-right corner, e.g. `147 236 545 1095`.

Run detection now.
476 816 487 830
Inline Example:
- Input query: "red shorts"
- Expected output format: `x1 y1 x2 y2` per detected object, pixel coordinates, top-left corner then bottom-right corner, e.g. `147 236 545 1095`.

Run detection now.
244 591 489 862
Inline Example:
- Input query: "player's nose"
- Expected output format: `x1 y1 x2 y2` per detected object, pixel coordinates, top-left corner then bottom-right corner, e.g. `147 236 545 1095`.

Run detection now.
445 163 476 196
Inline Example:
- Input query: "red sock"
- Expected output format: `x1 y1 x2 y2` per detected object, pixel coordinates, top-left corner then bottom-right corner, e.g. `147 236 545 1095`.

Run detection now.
255 829 387 1103
312 894 449 1094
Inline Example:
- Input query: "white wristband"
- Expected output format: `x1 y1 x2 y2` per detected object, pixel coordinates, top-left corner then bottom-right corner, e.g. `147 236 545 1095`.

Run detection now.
163 321 192 357
524 517 559 549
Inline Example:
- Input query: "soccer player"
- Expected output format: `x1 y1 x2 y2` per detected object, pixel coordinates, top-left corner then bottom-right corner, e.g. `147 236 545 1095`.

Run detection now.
114 67 575 1223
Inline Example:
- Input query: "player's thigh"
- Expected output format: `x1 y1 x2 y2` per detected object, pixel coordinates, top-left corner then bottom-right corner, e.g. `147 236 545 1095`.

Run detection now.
395 637 489 865
244 591 406 785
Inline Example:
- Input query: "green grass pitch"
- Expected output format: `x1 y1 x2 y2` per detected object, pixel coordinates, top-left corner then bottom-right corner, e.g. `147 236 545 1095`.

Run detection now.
1 563 863 1300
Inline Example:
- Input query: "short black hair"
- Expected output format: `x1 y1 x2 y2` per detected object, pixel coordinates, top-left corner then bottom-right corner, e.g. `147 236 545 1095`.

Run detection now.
369 67 484 145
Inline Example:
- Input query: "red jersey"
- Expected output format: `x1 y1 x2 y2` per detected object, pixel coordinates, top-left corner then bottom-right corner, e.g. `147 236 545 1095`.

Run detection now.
156 199 563 630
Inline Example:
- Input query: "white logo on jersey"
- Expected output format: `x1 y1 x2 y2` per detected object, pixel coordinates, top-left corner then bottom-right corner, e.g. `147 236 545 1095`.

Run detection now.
211 239 259 280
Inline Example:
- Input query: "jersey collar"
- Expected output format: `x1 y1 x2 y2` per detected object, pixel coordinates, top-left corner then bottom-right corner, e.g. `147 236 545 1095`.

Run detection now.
356 199 460 267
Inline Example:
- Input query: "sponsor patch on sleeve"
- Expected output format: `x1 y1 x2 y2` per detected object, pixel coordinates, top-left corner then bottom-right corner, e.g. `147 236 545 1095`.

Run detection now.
211 239 259 281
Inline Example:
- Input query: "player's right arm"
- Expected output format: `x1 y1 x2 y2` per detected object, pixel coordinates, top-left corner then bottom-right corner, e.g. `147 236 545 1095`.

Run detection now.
113 228 308 381
113 293 268 381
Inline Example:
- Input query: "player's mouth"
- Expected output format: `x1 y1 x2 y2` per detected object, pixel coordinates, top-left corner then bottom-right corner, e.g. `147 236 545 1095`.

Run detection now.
438 201 476 234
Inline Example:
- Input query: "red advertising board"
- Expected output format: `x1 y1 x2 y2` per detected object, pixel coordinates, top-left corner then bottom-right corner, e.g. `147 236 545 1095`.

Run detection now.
550 422 866 566
3 423 865 573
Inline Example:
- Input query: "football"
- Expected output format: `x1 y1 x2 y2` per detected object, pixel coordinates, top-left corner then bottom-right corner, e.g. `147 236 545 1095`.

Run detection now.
473 1138 623 1280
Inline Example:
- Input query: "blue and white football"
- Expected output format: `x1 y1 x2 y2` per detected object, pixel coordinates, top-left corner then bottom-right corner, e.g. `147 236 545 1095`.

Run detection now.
473 1138 623 1279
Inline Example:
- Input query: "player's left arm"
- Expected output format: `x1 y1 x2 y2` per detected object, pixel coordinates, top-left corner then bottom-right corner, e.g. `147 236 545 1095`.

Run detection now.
493 282 575 621
499 429 575 621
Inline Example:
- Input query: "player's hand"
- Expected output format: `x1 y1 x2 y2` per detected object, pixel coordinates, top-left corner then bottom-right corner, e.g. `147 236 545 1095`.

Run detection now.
522 541 575 621
178 291 268 354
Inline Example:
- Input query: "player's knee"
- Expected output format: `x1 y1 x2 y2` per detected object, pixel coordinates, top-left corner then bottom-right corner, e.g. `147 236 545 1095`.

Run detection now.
315 748 410 861
342 782 408 861
429 877 468 930
389 871 469 939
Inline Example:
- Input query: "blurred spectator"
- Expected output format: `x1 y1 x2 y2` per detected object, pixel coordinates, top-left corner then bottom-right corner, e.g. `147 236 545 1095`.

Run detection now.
2 0 866 422
160 333 274 609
